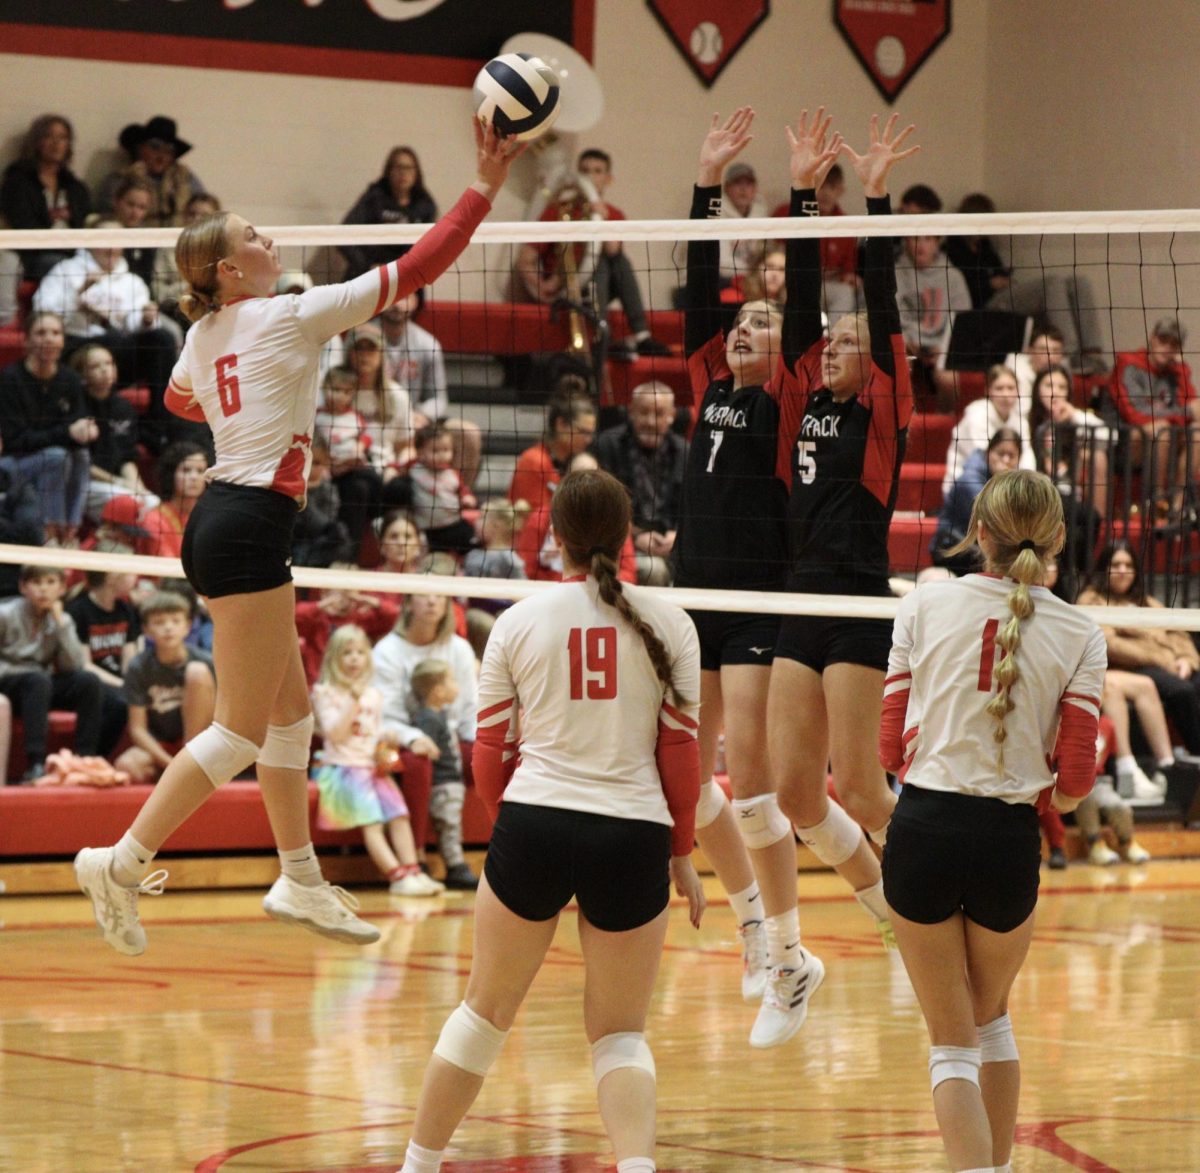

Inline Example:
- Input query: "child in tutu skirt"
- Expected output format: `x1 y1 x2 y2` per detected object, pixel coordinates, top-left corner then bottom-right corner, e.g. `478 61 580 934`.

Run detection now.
311 624 443 896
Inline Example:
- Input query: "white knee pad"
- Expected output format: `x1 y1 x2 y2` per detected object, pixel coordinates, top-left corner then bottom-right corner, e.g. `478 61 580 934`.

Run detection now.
694 779 729 830
258 714 316 770
929 1045 981 1091
187 723 261 788
591 1032 656 1086
432 1001 509 1077
796 802 862 867
978 1013 1019 1064
733 794 792 849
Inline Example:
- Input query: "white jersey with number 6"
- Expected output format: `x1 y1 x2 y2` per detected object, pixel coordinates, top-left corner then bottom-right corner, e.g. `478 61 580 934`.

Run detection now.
885 573 1107 804
477 577 700 831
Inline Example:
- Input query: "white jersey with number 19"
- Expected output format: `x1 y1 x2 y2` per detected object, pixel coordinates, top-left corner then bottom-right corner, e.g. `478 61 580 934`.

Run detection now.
477 577 701 832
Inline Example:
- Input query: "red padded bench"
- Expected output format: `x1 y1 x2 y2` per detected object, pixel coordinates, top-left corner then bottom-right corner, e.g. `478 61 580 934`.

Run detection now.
906 413 956 464
888 515 939 573
896 463 945 514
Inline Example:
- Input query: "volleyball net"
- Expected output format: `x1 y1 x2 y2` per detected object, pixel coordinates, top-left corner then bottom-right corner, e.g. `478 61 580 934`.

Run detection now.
1 207 1198 621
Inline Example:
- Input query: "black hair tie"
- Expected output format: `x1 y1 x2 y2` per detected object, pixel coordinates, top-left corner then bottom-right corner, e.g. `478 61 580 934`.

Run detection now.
587 546 608 560
1018 539 1036 552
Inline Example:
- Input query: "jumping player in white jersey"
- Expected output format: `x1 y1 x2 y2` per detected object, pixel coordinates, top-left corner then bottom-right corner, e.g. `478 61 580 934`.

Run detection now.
879 469 1106 1173
677 107 841 1047
397 469 704 1173
75 122 523 956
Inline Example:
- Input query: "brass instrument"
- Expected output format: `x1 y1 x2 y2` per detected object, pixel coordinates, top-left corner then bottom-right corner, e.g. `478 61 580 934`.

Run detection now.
554 181 592 359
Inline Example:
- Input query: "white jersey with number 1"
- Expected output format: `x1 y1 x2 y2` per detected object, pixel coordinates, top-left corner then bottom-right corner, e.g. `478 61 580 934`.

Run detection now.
476 577 701 832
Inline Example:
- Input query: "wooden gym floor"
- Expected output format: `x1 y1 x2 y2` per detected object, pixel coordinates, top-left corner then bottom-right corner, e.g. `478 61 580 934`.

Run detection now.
1 859 1199 1172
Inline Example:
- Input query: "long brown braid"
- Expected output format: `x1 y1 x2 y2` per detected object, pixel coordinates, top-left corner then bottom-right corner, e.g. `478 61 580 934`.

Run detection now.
550 469 687 705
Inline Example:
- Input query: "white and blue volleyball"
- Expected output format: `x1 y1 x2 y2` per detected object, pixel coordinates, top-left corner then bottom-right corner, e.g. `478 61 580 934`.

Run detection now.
473 52 561 142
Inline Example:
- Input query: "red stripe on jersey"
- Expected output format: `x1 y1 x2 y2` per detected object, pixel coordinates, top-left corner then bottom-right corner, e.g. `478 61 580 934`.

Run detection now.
1062 691 1101 707
372 263 393 318
884 672 912 686
978 618 1000 691
477 698 514 722
269 433 310 498
662 700 698 731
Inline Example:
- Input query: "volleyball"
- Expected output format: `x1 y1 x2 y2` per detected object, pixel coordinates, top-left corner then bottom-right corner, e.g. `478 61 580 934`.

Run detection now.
473 52 562 142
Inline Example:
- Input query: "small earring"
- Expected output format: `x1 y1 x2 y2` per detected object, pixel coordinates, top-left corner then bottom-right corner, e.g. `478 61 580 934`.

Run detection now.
235 269 244 279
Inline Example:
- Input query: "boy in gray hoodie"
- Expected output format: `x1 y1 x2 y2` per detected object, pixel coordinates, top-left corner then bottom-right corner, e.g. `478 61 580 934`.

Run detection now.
0 565 103 781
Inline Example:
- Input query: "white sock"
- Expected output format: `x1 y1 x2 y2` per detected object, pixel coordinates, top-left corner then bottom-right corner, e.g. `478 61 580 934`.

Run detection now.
765 908 801 970
112 831 155 887
868 818 890 847
278 843 323 888
1115 754 1137 775
1157 756 1175 769
399 1139 443 1173
633 329 650 342
617 1159 655 1172
728 882 764 927
854 878 889 922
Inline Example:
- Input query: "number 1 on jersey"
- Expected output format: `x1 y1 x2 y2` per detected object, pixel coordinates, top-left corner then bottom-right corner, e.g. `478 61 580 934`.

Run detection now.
568 626 617 700
215 354 241 417
977 618 1000 692
706 429 725 473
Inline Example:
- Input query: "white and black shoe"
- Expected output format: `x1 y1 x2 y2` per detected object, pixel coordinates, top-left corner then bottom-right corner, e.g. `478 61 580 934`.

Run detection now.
738 920 768 1003
749 948 826 1049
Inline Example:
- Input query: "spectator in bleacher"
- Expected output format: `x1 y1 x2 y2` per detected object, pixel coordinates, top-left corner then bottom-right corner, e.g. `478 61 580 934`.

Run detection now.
108 175 186 344
894 232 973 407
67 343 158 523
1078 541 1200 759
1006 324 1068 406
30 224 181 446
378 290 484 489
159 577 213 653
183 192 221 225
0 114 92 283
67 568 141 758
98 116 205 228
718 161 767 284
741 244 786 305
1029 363 1110 565
898 183 941 216
295 563 400 688
464 498 530 583
314 365 384 551
941 362 1036 497
407 422 477 556
0 311 93 546
593 380 686 585
512 149 670 357
346 322 414 474
114 590 216 785
930 426 1022 575
0 564 103 782
944 192 1011 309
139 441 207 559
1108 317 1200 521
509 385 597 510
0 459 43 595
772 163 859 319
339 146 437 281
292 436 354 568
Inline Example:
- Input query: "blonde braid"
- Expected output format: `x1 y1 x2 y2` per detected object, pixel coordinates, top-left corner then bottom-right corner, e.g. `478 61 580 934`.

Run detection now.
985 546 1041 765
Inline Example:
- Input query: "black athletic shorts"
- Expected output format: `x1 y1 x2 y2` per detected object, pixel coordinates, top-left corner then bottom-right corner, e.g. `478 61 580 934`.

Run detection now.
688 608 780 671
882 784 1041 933
484 801 671 933
181 480 299 599
774 614 892 673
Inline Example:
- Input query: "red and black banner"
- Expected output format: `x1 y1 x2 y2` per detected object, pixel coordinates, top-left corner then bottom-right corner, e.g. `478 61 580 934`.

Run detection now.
834 0 950 102
647 1 769 88
0 0 594 87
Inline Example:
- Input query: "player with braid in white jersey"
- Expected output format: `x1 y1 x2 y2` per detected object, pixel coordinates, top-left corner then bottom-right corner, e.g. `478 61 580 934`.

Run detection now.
75 122 523 956
879 469 1107 1173
398 469 705 1173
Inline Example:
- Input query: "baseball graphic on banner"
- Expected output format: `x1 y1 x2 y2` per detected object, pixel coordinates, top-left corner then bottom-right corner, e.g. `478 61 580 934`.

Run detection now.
689 21 724 65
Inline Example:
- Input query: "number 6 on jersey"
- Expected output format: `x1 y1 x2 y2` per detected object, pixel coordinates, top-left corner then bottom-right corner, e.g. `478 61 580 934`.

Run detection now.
568 626 617 699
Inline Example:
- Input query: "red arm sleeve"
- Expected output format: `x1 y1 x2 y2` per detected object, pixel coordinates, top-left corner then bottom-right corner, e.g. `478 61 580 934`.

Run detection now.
657 703 700 857
1054 694 1101 798
165 380 207 423
878 673 911 774
472 697 518 818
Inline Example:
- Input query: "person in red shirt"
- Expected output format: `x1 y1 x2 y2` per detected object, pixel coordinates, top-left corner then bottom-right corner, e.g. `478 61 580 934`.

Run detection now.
1109 316 1200 516
508 384 596 510
139 440 207 558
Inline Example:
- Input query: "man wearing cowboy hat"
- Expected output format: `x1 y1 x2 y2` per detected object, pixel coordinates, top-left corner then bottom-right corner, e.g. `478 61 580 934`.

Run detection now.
98 116 206 228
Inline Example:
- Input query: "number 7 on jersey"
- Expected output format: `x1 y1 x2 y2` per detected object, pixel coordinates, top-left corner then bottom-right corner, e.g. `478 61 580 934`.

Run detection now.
568 626 617 699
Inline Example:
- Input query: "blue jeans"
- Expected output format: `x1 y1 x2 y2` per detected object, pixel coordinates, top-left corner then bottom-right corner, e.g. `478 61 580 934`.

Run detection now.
0 446 90 526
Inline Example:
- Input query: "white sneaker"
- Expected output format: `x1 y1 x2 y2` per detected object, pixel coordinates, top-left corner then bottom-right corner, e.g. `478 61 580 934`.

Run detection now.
1123 839 1152 864
1119 765 1166 806
738 920 768 1002
263 875 381 944
749 949 825 1049
75 846 168 957
389 871 445 897
1089 840 1120 866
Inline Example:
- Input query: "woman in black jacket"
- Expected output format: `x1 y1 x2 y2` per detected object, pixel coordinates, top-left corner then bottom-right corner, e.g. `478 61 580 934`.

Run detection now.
1 114 92 283
339 146 438 280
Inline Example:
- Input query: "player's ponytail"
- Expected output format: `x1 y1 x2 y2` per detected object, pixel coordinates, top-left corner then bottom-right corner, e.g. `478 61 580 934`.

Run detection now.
948 469 1065 766
176 211 232 322
551 469 687 705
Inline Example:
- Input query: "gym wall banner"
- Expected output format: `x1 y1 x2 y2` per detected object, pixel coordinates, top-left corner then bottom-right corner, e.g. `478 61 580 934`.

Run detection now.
0 0 594 86
834 0 951 102
647 1 769 88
